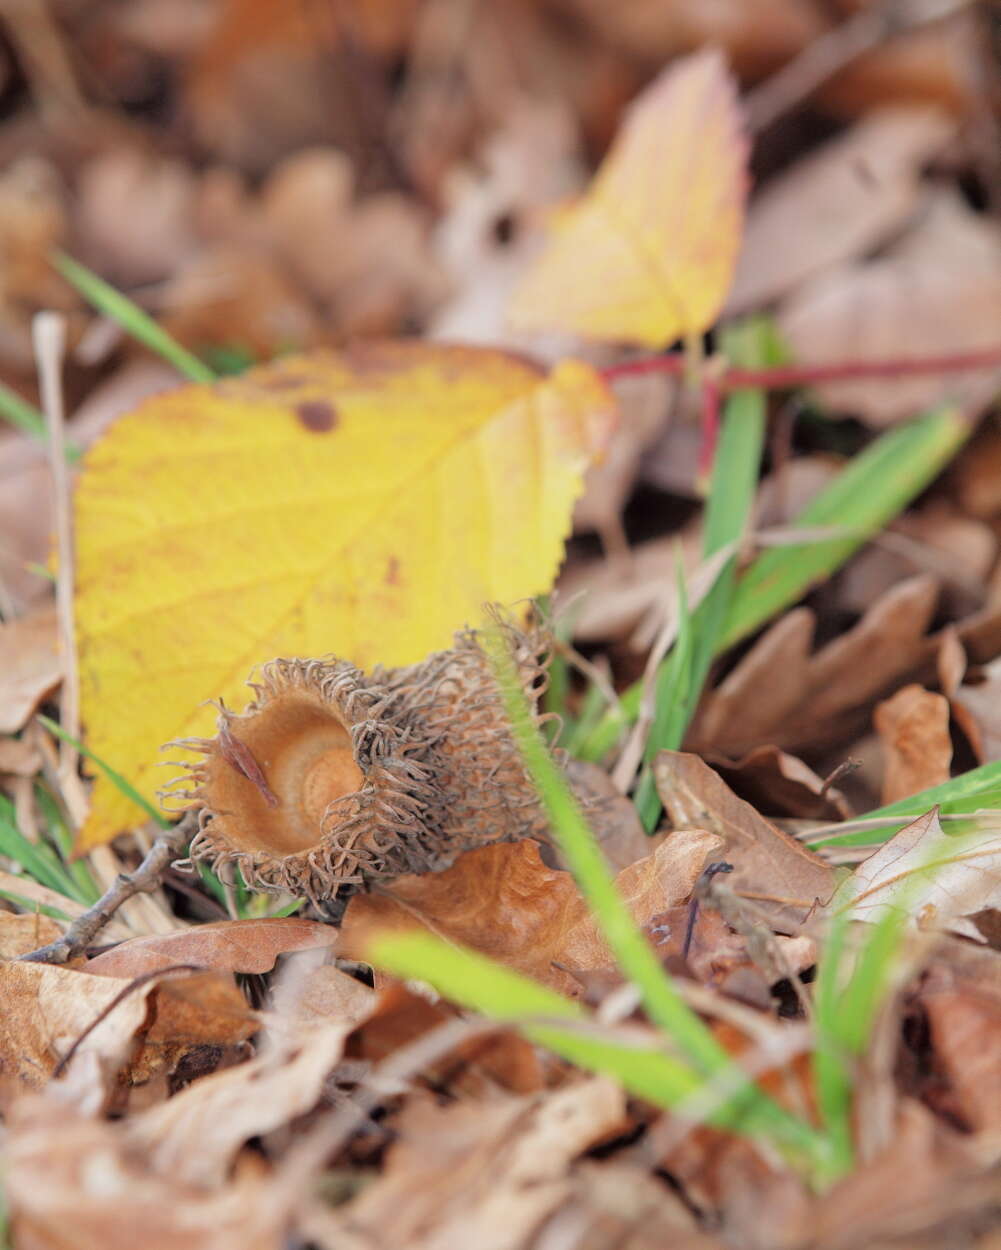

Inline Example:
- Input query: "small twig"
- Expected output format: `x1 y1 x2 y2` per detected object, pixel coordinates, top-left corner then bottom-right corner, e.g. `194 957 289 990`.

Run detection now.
34 312 82 816
683 861 734 963
18 810 198 964
744 0 976 133
602 344 1001 391
820 758 862 799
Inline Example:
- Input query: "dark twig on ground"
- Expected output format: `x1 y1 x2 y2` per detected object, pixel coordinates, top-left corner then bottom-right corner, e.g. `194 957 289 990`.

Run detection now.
18 810 199 965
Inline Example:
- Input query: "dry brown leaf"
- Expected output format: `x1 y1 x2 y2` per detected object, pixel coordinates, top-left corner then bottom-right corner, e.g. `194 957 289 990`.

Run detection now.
653 751 834 930
0 961 159 1101
5 1097 286 1250
558 525 702 646
76 147 197 286
727 108 954 314
693 609 816 757
837 808 1001 941
429 97 585 352
708 745 851 821
919 967 1001 1134
0 605 62 734
0 733 43 775
874 684 952 805
573 373 674 550
838 502 996 621
126 1019 350 1186
564 756 665 871
330 1078 627 1250
271 963 375 1031
84 916 338 979
949 657 1001 765
341 833 720 989
806 1099 993 1250
161 244 319 359
693 575 942 757
0 910 63 958
778 191 1001 426
0 870 131 942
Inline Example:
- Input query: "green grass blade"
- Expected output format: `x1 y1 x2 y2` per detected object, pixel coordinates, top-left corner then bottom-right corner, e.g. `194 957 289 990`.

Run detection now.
574 407 970 764
53 252 216 384
368 929 829 1167
34 785 100 903
603 320 772 813
0 380 81 460
634 554 693 828
483 630 828 1169
720 406 968 650
807 760 1001 848
38 714 171 829
811 906 855 1177
0 888 74 922
0 800 82 900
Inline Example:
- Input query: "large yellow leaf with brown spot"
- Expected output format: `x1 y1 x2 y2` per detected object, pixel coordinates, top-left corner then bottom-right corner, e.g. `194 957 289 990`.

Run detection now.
74 342 615 847
509 49 747 347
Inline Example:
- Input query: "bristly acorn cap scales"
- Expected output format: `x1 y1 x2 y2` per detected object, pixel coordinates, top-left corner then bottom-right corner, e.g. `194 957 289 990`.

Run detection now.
167 628 552 908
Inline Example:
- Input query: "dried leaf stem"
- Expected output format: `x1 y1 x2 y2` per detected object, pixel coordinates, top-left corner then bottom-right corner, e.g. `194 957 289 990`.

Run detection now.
18 811 197 965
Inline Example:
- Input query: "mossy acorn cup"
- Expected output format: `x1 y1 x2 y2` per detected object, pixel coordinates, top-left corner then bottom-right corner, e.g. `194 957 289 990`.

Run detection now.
169 627 553 910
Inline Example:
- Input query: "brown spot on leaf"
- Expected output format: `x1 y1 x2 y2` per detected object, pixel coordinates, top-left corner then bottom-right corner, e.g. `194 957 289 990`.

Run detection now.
295 401 338 432
385 558 400 586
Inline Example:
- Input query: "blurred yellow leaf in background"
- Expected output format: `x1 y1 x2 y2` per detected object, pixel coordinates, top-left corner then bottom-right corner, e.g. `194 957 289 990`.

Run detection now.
509 49 747 347
74 342 615 847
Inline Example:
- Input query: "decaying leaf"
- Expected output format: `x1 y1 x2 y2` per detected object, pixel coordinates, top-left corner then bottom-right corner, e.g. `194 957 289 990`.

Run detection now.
654 751 834 930
0 959 255 1103
509 49 747 346
74 342 615 846
84 916 337 978
727 108 954 314
692 575 942 757
778 191 1001 426
0 605 62 734
917 963 1001 1133
707 746 850 822
0 911 64 959
125 1019 350 1186
324 1078 628 1250
874 684 952 806
836 808 1001 940
6 1097 286 1250
341 832 722 990
0 962 156 1101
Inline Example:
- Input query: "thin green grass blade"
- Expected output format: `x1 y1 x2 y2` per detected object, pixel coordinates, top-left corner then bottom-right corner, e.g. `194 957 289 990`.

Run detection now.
720 406 968 650
574 406 970 764
634 554 693 828
810 906 855 1178
0 888 74 922
0 800 82 899
0 379 81 460
484 631 828 1168
618 319 771 819
53 252 216 384
810 761 1001 848
368 929 829 1167
38 714 171 830
34 785 100 903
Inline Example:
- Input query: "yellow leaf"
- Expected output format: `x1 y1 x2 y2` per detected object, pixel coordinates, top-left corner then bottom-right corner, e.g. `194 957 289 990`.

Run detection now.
509 49 747 347
74 342 615 848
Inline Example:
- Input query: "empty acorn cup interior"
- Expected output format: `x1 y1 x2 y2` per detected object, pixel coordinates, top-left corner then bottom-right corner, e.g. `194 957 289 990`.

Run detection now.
164 626 553 908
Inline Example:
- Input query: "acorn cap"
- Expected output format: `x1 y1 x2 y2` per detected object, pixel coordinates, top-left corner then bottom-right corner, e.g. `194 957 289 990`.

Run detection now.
169 628 552 908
